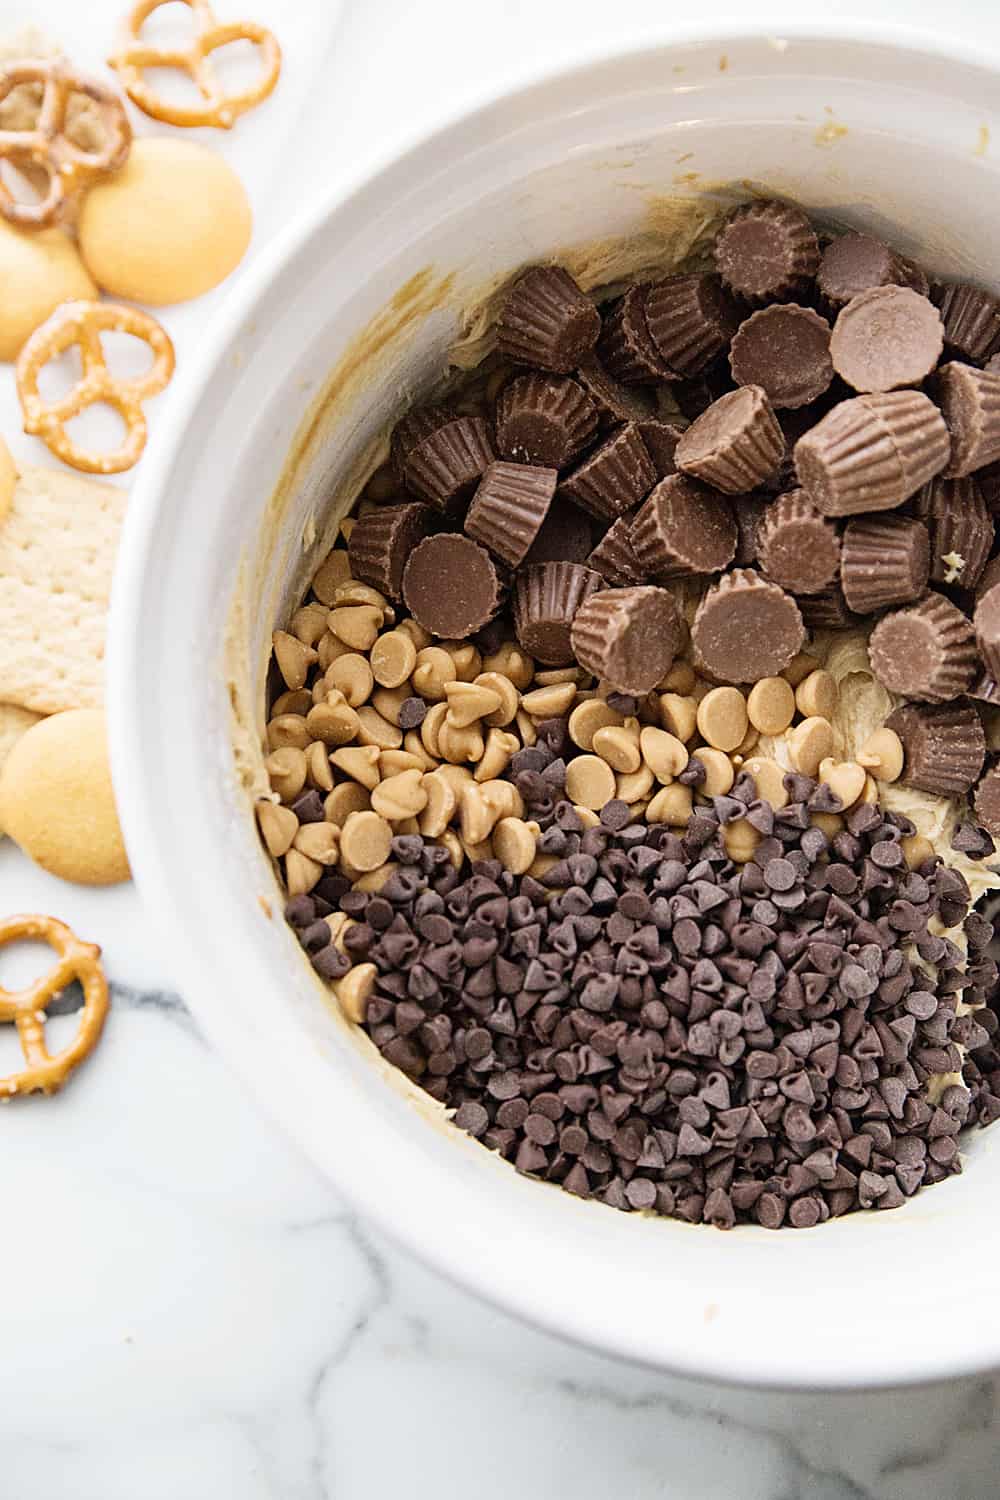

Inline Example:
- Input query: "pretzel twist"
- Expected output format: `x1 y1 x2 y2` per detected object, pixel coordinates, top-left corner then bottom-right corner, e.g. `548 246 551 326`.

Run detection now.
16 300 175 475
109 0 281 130
0 914 109 1098
0 60 131 229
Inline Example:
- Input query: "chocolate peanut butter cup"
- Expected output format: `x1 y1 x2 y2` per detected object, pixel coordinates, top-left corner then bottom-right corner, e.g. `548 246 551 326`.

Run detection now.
464 460 557 567
974 581 1000 680
402 534 506 638
976 458 1000 516
631 474 737 580
348 501 436 600
390 403 459 482
522 497 594 566
729 304 833 410
756 489 840 595
597 284 674 384
817 233 922 308
513 561 604 666
575 354 657 426
868 592 978 701
733 493 768 566
403 415 495 511
570 585 683 695
977 554 1000 600
840 514 930 613
912 475 993 589
558 422 656 522
931 281 1000 363
713 199 820 306
635 419 684 479
585 511 645 585
798 584 863 631
495 373 598 468
644 272 739 377
886 701 986 797
497 265 601 373
794 391 950 514
974 766 1000 835
830 286 944 393
674 385 784 495
691 568 805 683
936 361 1000 477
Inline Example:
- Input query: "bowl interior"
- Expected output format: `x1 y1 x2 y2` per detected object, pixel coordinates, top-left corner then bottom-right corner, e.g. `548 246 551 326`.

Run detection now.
111 29 1000 1387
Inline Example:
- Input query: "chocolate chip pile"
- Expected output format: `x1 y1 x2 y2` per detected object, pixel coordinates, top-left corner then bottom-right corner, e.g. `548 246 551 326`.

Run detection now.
256 192 1000 1231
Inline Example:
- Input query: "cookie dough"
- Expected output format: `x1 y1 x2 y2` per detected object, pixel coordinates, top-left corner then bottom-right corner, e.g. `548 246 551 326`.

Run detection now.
78 138 252 305
0 709 130 884
0 220 97 361
0 436 15 523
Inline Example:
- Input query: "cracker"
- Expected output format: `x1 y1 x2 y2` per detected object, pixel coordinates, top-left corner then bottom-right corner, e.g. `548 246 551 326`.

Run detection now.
0 703 42 835
0 465 125 713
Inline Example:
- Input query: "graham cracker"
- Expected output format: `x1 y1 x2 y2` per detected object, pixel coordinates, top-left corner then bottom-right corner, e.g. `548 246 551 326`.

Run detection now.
0 703 42 835
0 465 126 714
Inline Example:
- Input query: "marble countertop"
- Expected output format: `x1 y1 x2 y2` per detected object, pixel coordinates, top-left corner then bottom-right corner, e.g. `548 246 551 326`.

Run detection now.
3 2 1000 1495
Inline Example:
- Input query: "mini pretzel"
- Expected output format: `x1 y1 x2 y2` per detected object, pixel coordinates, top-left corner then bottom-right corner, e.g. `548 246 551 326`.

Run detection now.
17 300 175 475
0 914 109 1098
0 60 131 230
109 0 281 130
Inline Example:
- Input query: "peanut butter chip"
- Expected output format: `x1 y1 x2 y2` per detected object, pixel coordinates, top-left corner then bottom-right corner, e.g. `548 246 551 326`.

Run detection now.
339 810 393 871
661 662 697 694
564 754 617 809
438 718 485 765
397 617 432 651
420 702 448 758
646 783 693 825
272 688 312 718
305 741 334 791
493 816 538 874
328 604 383 651
781 651 820 687
334 962 377 1023
722 818 761 863
311 548 352 605
272 629 318 691
658 692 698 743
439 640 482 681
639 725 689 782
378 750 426 778
483 643 534 691
616 764 655 803
475 672 520 727
370 630 417 689
267 713 311 752
901 833 935 870
285 848 322 896
266 746 307 802
795 668 838 721
418 771 458 837
568 698 623 751
324 782 371 824
306 694 361 746
292 822 340 864
459 782 499 845
741 756 789 809
412 646 458 700
476 727 520 782
746 676 795 735
592 725 641 773
444 680 503 727
330 744 381 790
857 727 904 783
788 715 834 776
696 687 749 752
325 652 374 707
818 757 867 809
290 602 330 647
255 799 298 857
520 681 578 717
811 811 844 838
371 768 428 821
355 705 403 750
695 748 735 797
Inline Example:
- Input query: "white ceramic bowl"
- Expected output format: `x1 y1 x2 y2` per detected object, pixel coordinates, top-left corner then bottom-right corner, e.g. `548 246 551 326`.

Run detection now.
110 25 1000 1387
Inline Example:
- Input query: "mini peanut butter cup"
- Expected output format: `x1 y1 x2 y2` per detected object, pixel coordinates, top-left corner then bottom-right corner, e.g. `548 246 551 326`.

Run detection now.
522 497 594 566
936 361 1000 477
868 592 978 701
886 701 986 797
390 404 459 481
597 284 674 384
631 474 737 580
830 286 944 394
756 489 840 595
570 586 684 695
575 354 657 426
585 511 645 585
976 458 1000 516
674 385 784 495
403 415 495 511
798 584 863 631
464 461 556 567
497 265 601 373
348 502 436 600
729 304 833 410
931 281 1000 363
817 233 918 307
644 273 739 377
974 766 1000 835
495 373 598 468
691 568 804 683
713 199 820 306
558 423 656 522
402 534 506 638
513 561 605 666
912 475 993 588
794 391 950 515
635 419 684 478
974 581 1000 681
733 493 768 566
840 514 930 613
977 554 1000 600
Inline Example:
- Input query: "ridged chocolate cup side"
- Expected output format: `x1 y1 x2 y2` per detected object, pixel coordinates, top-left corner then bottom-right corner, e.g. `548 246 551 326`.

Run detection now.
570 586 684 695
348 502 436 600
937 361 1000 478
974 766 1000 835
798 584 864 631
558 423 656 522
713 199 820 306
403 416 495 511
495 373 598 468
691 568 805 683
756 489 841 595
674 385 784 495
597 284 674 384
729 304 833 410
497 265 601 373
575 355 657 426
733 493 768 566
868 592 978 701
887 701 986 797
974 581 1000 681
840 514 930 613
816 233 912 308
631 474 737 580
635 420 684 478
644 273 738 377
464 461 557 567
977 554 1000 600
795 391 950 515
912 475 993 588
513 562 605 666
931 282 1000 362
390 404 459 481
586 512 645 585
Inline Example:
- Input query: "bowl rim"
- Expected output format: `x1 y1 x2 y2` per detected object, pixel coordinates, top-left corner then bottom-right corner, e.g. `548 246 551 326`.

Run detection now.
109 19 1000 1390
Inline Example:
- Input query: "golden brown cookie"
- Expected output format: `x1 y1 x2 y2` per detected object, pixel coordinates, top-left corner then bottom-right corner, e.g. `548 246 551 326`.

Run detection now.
78 137 252 304
0 709 130 884
0 218 96 360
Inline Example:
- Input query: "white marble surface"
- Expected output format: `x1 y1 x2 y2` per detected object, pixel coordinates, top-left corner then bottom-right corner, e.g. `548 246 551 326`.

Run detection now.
4 2 1000 1496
